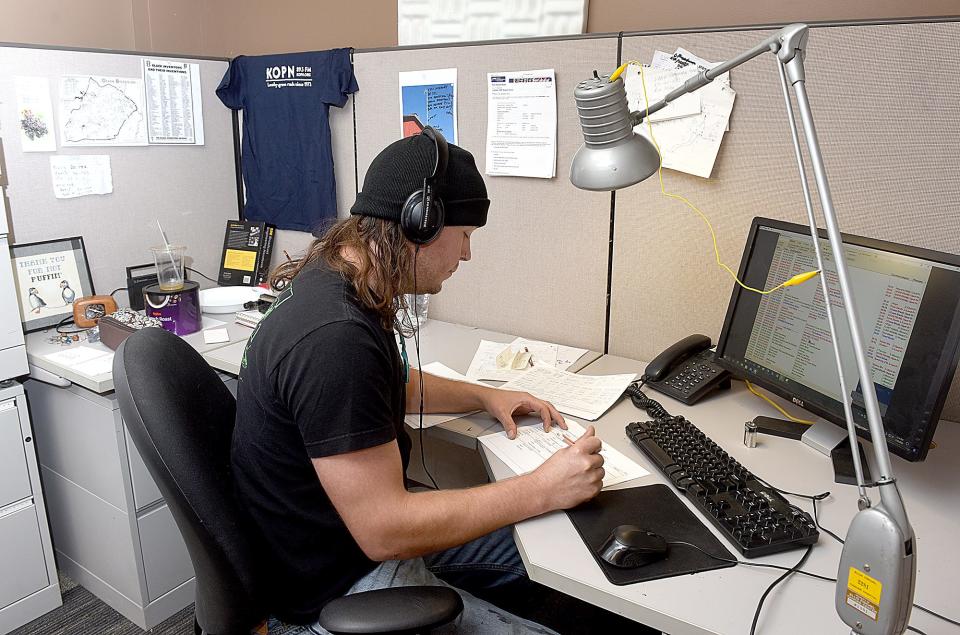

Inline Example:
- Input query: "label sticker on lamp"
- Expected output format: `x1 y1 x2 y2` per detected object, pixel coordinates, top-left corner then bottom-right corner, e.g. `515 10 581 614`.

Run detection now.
845 567 882 621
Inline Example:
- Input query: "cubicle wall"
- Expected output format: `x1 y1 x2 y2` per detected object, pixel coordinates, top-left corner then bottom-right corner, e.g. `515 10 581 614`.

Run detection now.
611 21 960 420
352 37 618 351
0 46 238 302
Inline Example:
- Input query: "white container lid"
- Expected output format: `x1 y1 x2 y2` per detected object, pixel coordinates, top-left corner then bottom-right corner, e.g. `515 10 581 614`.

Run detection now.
199 286 263 314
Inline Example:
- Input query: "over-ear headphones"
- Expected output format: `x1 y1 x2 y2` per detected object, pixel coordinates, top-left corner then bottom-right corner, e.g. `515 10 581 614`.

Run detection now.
400 127 448 245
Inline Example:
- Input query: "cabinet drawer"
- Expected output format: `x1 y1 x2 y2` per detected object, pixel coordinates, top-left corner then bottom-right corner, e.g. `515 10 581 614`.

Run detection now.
0 505 50 607
124 426 163 511
0 401 31 509
139 505 194 601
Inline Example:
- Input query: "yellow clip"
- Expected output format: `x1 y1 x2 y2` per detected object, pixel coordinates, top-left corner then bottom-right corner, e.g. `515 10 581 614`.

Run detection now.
783 270 821 287
609 63 630 82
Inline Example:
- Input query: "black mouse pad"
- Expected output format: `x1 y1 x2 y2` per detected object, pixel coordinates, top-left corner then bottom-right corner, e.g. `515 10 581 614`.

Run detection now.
566 484 736 586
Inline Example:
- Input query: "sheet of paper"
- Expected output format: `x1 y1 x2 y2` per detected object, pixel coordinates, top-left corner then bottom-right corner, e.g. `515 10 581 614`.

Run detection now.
49 155 113 198
201 315 226 330
73 352 115 377
59 75 148 146
499 365 636 421
399 68 457 143
466 338 588 383
479 419 649 488
203 328 230 344
485 69 557 178
15 77 57 151
652 48 730 86
634 81 735 178
404 361 484 429
143 59 204 145
623 65 701 122
45 346 112 368
652 47 731 132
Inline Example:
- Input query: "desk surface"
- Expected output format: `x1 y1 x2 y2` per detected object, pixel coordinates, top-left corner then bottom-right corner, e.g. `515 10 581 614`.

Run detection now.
480 354 958 635
25 316 255 393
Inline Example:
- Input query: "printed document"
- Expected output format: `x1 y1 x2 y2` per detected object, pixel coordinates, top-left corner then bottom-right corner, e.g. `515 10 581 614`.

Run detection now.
479 419 649 488
45 346 114 377
500 365 636 421
466 338 588 382
15 77 58 152
59 75 148 146
628 49 737 178
485 69 557 178
143 59 205 145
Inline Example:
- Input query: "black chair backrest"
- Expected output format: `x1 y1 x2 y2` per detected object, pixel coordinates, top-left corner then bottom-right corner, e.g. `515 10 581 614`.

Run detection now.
114 328 265 635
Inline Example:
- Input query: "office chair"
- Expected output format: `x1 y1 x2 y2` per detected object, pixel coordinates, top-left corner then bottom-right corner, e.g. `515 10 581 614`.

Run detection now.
113 327 462 635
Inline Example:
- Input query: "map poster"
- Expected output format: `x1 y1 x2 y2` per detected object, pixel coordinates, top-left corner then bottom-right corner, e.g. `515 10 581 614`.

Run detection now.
143 59 205 145
15 77 58 152
398 68 457 143
59 75 148 146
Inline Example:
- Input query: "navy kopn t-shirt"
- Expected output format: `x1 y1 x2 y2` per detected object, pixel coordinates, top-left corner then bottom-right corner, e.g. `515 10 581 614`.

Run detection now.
217 49 358 233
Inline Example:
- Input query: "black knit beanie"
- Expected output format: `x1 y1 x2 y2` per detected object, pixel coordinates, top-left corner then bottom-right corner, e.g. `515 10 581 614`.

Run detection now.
350 132 489 227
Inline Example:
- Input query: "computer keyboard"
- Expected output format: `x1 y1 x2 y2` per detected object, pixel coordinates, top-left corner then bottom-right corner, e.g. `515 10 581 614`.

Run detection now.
626 416 819 558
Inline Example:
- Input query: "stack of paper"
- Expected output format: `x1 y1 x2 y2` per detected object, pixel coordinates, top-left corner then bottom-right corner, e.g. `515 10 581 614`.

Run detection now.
479 419 649 488
499 365 636 421
466 337 588 382
623 47 737 179
45 346 114 378
235 310 263 328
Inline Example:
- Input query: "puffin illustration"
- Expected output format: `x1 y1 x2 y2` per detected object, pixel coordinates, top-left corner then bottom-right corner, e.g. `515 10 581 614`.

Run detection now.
60 280 76 304
28 287 47 314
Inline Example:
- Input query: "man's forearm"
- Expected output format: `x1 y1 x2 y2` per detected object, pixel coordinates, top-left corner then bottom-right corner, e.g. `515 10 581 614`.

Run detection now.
377 473 549 561
406 368 494 414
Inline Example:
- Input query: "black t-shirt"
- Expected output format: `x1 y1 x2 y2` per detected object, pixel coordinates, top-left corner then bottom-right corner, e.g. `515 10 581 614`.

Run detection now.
231 263 410 623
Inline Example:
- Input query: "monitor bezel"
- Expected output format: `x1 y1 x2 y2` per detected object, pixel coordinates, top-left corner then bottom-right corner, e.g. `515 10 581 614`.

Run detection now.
715 217 960 461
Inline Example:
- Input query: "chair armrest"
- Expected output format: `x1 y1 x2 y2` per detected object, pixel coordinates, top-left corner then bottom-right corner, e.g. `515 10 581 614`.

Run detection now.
318 585 463 634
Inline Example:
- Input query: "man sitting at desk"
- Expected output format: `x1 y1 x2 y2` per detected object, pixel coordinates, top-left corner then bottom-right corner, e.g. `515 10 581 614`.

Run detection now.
231 130 606 633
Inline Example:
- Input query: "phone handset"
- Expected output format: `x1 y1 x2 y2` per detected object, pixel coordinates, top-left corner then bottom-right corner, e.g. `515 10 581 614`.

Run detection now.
641 334 731 406
644 334 712 382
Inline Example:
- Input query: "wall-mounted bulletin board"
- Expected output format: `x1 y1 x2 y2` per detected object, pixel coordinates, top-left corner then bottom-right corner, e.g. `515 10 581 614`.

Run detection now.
0 44 240 305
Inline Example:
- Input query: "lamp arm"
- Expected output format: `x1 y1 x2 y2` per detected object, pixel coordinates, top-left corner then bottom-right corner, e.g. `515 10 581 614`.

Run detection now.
631 23 810 125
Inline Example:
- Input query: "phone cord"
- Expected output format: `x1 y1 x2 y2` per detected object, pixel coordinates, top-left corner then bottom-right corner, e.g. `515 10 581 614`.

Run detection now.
625 381 672 419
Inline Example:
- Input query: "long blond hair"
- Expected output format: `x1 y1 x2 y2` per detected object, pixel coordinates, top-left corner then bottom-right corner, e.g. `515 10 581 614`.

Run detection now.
270 216 413 331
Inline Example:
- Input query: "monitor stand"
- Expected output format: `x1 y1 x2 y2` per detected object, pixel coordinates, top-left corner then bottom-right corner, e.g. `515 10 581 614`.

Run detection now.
801 421 872 484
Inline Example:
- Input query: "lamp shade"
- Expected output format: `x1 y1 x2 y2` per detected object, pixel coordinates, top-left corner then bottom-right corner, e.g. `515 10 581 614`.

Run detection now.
569 74 660 191
570 134 660 191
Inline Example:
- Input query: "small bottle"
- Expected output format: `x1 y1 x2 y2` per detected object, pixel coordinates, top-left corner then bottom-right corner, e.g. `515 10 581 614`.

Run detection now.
399 293 429 329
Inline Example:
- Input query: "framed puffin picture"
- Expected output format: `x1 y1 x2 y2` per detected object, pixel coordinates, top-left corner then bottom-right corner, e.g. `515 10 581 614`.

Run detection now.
11 236 94 333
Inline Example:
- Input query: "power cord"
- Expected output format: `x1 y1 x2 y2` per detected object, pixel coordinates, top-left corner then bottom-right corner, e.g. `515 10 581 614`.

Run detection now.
185 266 218 284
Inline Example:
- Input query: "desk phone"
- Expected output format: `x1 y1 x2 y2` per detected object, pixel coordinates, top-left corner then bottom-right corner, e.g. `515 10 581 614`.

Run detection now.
643 335 731 405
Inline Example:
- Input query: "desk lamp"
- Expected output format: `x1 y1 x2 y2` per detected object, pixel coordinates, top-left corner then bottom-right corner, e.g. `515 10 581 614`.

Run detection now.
570 24 915 635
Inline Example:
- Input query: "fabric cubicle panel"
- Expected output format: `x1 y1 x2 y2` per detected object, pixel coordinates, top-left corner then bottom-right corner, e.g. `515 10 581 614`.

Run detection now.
269 96 357 268
0 46 238 300
353 37 617 351
609 22 960 421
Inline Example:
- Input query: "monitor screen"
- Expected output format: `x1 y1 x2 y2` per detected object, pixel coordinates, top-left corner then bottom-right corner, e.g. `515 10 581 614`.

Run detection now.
716 218 960 461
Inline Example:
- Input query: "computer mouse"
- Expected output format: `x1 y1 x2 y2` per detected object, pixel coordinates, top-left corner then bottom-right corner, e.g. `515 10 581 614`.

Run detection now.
597 525 669 568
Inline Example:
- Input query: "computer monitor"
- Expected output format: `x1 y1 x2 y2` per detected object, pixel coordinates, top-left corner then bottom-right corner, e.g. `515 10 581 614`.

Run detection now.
716 217 960 461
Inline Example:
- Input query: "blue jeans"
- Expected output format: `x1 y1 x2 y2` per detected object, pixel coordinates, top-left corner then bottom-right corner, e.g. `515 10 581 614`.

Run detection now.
291 527 557 634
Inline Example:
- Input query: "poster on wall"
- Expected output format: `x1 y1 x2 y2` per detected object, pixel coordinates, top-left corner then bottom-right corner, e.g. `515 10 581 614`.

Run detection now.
14 77 58 152
59 75 148 146
142 59 205 145
398 68 457 143
10 236 94 333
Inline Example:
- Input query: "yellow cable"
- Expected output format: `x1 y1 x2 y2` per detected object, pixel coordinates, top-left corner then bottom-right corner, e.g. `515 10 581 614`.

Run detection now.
617 61 819 295
744 380 816 425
